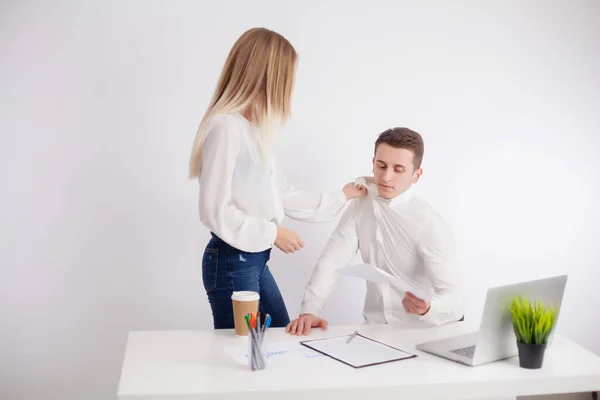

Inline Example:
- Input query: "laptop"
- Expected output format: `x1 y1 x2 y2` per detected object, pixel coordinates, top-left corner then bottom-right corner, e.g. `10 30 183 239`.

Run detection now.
416 274 568 366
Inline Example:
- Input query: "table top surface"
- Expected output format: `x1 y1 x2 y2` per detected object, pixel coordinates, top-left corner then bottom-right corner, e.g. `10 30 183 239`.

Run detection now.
117 321 600 400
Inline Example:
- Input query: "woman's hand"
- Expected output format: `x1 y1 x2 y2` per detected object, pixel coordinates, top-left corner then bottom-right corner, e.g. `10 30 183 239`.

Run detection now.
343 182 367 200
275 226 304 254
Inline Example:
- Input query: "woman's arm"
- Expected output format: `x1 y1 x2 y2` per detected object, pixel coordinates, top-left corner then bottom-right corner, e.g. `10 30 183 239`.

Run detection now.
274 161 364 222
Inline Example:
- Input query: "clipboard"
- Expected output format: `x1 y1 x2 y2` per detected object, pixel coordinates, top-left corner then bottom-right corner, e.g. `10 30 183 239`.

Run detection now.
300 332 417 368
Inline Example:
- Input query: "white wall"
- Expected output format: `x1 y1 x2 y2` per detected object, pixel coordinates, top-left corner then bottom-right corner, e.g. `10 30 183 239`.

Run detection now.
1 0 599 399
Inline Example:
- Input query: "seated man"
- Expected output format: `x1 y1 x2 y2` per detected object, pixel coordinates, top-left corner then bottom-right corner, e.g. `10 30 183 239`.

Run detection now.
286 127 465 335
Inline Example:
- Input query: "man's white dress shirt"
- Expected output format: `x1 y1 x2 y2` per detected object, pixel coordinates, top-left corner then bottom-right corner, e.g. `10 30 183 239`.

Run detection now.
301 177 465 325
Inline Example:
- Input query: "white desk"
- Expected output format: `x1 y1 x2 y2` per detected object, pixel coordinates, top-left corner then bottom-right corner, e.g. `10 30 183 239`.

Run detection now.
117 322 600 400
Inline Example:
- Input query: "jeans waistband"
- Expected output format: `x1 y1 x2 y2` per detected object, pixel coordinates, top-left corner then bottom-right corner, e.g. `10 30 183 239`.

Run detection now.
209 232 271 255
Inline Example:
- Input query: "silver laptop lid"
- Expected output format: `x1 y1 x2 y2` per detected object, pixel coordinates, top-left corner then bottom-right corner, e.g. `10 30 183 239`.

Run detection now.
473 274 568 364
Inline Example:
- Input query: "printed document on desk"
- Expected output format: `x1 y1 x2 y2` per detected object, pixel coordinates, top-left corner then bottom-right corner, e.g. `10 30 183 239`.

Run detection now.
337 263 432 300
300 333 416 368
224 341 323 366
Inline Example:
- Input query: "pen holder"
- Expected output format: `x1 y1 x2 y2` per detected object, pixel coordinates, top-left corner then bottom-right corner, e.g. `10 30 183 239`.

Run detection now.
248 330 266 371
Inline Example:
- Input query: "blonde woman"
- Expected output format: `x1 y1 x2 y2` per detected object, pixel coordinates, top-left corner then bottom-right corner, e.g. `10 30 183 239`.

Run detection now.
189 28 365 329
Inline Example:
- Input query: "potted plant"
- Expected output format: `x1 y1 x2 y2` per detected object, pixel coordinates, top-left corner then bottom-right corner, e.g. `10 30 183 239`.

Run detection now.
509 296 558 369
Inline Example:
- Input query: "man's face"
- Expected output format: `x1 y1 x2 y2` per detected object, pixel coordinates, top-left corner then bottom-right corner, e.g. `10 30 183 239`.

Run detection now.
372 143 423 199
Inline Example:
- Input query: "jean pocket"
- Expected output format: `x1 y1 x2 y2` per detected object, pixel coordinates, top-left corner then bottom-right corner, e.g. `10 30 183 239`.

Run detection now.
202 248 219 293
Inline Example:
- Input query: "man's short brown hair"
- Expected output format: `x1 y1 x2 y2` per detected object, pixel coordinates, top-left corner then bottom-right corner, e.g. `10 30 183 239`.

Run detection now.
374 127 424 169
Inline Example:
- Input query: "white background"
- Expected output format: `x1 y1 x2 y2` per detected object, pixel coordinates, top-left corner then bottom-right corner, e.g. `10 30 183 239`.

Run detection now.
1 1 599 399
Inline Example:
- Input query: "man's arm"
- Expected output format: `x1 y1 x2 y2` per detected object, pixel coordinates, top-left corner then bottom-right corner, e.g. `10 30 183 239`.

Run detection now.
300 200 360 315
416 220 466 325
286 200 360 335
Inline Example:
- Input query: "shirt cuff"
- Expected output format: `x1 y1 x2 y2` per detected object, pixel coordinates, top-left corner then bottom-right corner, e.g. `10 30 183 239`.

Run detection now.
333 189 348 207
418 297 441 325
300 300 322 317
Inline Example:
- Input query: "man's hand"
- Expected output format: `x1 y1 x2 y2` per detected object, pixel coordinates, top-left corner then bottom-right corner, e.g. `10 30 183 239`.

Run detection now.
343 182 367 200
286 313 328 336
275 226 304 254
402 292 431 315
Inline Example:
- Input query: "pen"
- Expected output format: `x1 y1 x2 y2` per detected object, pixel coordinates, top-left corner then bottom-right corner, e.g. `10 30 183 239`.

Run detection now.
346 330 358 344
261 314 271 336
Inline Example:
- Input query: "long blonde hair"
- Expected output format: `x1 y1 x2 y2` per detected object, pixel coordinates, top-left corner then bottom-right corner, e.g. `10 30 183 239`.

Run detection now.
188 28 298 179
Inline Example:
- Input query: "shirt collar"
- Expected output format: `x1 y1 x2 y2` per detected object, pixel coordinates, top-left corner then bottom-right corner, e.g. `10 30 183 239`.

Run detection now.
354 176 414 208
380 186 414 207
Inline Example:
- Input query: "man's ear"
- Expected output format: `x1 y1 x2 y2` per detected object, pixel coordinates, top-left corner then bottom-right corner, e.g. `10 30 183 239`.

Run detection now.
413 168 423 183
372 157 375 174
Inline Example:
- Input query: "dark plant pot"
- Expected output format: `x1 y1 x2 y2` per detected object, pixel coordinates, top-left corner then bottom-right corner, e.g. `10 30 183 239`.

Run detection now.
517 342 547 369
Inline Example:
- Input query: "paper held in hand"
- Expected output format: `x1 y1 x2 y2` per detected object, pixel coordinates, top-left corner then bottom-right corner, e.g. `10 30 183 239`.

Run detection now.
337 263 433 300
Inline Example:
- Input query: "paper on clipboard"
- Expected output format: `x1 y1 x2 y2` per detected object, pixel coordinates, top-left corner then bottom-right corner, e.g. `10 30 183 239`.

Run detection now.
337 263 432 300
300 332 416 368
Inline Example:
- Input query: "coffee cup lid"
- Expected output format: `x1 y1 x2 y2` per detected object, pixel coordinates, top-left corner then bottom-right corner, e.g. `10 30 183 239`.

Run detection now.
231 291 260 302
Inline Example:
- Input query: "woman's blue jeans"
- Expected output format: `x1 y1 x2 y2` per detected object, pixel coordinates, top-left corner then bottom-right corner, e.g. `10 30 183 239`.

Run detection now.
202 233 291 329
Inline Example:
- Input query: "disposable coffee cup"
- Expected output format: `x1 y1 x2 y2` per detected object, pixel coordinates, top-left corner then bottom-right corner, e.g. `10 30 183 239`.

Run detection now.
231 291 260 336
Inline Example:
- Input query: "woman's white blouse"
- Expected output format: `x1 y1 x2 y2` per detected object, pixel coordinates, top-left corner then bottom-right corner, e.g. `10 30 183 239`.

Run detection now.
197 113 348 252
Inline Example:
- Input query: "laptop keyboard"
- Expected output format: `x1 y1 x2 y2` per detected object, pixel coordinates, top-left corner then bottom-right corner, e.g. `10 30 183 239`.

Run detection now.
450 345 476 359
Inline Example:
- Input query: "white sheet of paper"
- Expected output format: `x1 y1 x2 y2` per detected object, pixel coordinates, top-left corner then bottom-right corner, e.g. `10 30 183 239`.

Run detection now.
301 333 414 368
224 341 323 366
337 263 432 300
